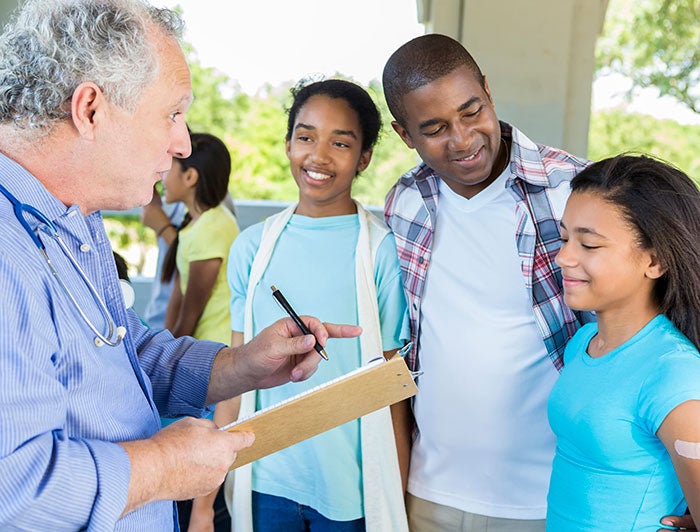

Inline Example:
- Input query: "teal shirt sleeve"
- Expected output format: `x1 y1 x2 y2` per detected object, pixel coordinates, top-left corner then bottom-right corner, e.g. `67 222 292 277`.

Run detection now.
227 223 264 333
639 348 700 433
374 231 410 351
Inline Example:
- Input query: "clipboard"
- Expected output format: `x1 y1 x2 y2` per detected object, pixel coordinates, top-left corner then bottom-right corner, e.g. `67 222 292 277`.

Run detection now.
221 354 418 469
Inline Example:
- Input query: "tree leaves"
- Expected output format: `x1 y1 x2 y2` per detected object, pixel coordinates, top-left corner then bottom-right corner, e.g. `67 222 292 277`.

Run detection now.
597 0 700 113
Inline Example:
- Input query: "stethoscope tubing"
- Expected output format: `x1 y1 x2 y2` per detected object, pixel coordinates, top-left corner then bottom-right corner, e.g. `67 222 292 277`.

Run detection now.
0 182 125 347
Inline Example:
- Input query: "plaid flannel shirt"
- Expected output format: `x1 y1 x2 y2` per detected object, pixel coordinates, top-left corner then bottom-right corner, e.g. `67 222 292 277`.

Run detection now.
384 121 594 372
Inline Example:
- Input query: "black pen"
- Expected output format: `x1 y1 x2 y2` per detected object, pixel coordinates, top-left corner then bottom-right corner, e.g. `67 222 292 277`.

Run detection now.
271 285 329 360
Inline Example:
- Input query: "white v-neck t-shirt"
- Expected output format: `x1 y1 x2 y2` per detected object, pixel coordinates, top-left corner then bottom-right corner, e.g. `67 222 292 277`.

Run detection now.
408 170 558 519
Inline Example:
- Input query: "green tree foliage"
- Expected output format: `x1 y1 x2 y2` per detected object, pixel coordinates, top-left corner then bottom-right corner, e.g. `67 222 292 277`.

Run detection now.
184 43 248 140
224 77 417 207
353 80 418 207
588 109 700 181
112 6 700 277
227 84 295 201
103 216 155 277
596 0 700 113
591 0 700 181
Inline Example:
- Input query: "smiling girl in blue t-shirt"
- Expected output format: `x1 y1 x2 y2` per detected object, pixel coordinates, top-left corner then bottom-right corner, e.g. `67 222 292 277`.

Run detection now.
547 154 700 531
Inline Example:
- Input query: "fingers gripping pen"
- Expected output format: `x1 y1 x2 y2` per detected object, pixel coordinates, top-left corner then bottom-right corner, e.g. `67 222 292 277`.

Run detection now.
271 285 329 360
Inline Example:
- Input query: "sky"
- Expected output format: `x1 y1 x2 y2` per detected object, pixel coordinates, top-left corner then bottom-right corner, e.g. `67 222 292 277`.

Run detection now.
593 73 700 125
156 0 424 93
156 0 699 126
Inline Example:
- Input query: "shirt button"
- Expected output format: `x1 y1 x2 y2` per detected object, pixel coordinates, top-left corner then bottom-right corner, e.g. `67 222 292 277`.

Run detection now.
67 210 77 218
80 243 91 252
418 256 424 264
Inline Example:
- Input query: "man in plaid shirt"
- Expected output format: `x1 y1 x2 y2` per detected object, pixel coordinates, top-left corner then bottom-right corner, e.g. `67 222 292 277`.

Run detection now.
381 34 593 532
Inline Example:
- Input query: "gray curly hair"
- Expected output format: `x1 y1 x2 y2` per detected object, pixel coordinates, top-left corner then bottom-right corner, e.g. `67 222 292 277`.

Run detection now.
0 0 184 131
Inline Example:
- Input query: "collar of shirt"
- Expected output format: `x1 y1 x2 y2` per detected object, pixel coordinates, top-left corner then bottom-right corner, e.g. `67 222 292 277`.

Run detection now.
385 121 591 371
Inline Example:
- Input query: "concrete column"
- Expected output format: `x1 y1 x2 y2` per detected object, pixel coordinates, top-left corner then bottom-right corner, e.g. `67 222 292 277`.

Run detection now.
418 0 608 158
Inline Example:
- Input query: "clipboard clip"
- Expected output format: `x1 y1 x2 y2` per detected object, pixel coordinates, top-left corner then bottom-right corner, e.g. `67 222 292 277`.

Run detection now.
397 342 412 358
397 343 423 380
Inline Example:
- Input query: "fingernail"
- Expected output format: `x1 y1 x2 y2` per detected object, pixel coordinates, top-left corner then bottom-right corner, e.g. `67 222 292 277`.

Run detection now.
291 368 303 382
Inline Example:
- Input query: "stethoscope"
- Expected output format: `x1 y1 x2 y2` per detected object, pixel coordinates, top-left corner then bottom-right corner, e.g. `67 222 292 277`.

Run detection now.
0 182 126 347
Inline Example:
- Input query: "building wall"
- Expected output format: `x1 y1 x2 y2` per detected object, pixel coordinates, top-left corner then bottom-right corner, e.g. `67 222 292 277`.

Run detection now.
418 0 609 157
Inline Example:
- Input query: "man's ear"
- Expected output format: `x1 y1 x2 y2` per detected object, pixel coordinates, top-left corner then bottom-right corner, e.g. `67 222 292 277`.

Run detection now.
71 82 104 140
391 120 415 150
482 76 496 107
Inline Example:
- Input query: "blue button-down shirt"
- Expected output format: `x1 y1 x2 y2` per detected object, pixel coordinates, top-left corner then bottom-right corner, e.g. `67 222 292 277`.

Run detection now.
0 154 224 531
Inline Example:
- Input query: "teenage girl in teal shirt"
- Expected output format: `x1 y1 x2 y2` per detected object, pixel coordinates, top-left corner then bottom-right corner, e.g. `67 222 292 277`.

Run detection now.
547 154 700 531
223 79 410 532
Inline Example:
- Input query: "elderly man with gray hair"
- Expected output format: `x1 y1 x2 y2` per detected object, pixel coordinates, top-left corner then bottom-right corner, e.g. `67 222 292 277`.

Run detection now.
0 1 359 530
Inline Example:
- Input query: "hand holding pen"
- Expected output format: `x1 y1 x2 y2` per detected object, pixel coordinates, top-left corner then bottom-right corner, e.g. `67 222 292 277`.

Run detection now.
271 285 329 360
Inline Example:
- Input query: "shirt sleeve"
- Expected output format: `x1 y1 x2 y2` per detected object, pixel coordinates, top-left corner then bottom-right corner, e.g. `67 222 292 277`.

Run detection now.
374 232 410 350
130 310 223 416
226 224 263 333
638 349 700 434
0 252 130 530
0 247 223 530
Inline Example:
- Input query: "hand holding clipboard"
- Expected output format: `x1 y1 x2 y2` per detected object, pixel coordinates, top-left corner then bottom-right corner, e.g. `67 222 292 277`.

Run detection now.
221 351 418 470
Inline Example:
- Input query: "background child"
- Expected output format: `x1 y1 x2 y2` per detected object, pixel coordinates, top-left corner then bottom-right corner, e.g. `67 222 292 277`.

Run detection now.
161 131 240 532
162 132 239 344
140 188 185 329
546 154 700 530
224 79 410 532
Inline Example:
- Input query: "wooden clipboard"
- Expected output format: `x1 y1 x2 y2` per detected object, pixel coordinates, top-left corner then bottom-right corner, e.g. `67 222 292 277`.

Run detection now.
222 354 418 469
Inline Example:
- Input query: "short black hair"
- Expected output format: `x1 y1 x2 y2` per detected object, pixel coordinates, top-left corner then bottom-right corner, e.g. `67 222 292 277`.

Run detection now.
383 33 485 125
286 79 381 152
